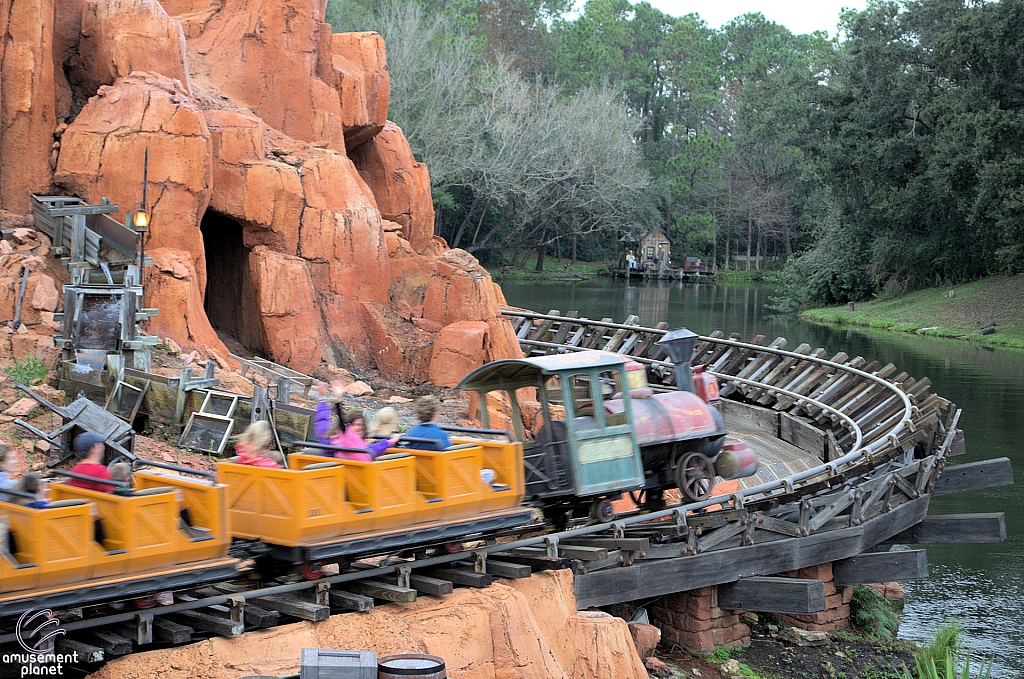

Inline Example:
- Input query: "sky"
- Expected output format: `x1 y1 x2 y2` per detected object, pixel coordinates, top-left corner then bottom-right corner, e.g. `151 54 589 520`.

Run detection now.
645 0 870 36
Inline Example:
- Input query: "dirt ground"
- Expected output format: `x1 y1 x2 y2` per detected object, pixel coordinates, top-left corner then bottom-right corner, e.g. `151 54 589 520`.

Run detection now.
660 628 915 679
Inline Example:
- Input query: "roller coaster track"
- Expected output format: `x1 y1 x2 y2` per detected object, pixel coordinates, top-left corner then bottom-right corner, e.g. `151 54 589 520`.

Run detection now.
0 310 1008 668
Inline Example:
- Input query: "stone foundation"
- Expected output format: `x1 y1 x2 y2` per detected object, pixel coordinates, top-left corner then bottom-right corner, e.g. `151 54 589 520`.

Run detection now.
647 561 857 655
650 586 751 656
773 562 854 632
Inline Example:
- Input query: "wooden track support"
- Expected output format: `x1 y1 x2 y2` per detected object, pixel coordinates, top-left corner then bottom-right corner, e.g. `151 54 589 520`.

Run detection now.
717 577 826 615
884 513 1007 545
932 458 1014 496
833 549 928 586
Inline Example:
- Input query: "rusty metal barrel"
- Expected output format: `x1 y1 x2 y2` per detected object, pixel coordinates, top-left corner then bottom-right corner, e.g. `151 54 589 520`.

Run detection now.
377 654 446 679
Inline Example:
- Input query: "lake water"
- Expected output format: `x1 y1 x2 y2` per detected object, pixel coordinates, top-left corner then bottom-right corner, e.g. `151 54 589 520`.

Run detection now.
499 276 1024 676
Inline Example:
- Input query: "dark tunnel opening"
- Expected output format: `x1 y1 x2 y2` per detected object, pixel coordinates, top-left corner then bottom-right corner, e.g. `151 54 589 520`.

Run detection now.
200 211 265 355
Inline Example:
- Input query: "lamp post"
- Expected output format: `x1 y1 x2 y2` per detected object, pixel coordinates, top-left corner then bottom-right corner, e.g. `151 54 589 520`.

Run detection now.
133 147 150 272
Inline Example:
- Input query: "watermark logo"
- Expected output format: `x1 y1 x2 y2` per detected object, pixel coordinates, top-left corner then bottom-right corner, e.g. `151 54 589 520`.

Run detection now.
15 611 65 654
2 610 77 677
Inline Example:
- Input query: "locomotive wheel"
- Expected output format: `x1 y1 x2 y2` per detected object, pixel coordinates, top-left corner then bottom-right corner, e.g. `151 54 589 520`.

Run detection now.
444 541 464 554
675 453 715 502
300 560 324 580
590 498 615 523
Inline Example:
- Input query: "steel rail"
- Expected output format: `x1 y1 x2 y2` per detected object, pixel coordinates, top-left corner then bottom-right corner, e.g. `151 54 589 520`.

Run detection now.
505 311 915 453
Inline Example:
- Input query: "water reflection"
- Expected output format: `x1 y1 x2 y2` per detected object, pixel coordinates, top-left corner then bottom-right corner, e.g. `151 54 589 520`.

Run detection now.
500 277 1024 676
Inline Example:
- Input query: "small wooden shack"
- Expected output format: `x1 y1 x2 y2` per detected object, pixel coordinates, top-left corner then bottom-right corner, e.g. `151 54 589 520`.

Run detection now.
640 226 671 268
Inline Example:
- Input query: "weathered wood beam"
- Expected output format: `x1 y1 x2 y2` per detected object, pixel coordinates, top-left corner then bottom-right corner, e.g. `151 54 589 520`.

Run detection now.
485 560 531 579
89 630 132 656
574 496 929 608
250 594 330 622
349 580 417 603
173 610 243 637
833 549 928 586
152 617 192 644
489 552 577 572
560 537 651 551
56 638 103 664
884 513 1006 545
718 577 826 615
426 567 493 588
932 458 1013 496
330 590 375 612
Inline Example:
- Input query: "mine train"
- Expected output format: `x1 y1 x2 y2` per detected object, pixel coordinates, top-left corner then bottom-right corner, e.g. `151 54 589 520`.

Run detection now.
0 328 756 618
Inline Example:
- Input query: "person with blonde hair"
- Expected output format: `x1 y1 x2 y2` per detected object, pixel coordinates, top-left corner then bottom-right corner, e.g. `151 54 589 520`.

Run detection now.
234 421 284 468
369 407 399 437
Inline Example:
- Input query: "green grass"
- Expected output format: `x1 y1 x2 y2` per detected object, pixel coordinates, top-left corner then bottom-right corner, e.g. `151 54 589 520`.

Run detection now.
488 255 612 281
718 268 784 283
4 354 50 386
801 274 1024 349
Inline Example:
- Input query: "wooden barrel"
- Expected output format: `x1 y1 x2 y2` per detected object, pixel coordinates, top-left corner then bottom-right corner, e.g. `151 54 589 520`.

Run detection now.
377 653 446 678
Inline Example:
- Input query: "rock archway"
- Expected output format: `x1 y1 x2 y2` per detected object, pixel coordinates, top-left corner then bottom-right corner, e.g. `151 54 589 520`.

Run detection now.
200 211 263 355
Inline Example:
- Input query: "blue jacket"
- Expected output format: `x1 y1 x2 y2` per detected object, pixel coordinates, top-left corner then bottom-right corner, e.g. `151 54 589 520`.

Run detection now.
406 423 451 451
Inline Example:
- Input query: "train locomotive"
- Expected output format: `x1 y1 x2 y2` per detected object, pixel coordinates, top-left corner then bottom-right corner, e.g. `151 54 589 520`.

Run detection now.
456 327 759 527
0 327 756 618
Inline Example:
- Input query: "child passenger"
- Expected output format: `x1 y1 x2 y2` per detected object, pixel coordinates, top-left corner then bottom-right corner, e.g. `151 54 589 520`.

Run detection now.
325 411 400 461
234 421 285 468
406 396 451 451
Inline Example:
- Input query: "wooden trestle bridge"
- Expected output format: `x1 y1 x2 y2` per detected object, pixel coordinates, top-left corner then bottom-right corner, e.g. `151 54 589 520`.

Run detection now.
0 307 1012 669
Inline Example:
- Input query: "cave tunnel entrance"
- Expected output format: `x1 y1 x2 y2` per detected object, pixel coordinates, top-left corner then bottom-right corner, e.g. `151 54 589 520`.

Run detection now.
200 211 265 355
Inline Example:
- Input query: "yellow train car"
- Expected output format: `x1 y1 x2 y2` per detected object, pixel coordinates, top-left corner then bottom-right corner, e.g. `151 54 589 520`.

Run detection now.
220 439 535 570
0 464 237 617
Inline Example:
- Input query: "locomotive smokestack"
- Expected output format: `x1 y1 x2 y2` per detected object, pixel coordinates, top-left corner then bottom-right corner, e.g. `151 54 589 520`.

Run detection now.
657 327 699 393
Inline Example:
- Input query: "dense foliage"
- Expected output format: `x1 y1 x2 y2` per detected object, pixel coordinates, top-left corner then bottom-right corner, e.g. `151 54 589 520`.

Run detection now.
327 0 1024 299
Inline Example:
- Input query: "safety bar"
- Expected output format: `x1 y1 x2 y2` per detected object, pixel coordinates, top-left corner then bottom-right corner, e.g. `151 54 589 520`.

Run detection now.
50 469 131 489
131 457 217 482
440 425 514 441
0 487 37 501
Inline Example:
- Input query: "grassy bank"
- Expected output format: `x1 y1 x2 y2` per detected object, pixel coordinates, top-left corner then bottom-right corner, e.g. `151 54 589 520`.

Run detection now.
487 256 611 282
718 268 783 283
802 274 1024 349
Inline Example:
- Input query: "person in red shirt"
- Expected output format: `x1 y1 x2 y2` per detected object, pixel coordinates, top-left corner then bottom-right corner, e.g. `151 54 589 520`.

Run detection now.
67 432 115 492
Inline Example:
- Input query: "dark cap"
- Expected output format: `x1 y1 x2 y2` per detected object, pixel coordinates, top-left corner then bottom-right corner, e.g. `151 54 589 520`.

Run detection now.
73 432 106 453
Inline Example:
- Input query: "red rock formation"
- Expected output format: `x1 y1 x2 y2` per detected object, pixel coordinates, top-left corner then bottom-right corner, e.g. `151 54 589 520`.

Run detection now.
249 246 322 374
328 31 389 150
54 72 213 284
351 121 435 253
0 0 57 213
90 570 649 679
143 248 226 355
6 0 522 386
78 0 191 95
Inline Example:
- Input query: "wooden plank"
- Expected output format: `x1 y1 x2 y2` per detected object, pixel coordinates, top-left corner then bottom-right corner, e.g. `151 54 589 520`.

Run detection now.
250 594 330 621
490 552 577 571
717 577 826 615
884 513 1006 545
485 560 531 579
153 617 192 644
560 537 650 551
932 458 1014 496
173 610 243 636
57 638 103 664
330 590 375 612
89 630 132 656
574 496 929 608
720 400 778 436
833 549 928 586
778 413 826 459
370 572 453 597
349 579 417 603
426 567 494 588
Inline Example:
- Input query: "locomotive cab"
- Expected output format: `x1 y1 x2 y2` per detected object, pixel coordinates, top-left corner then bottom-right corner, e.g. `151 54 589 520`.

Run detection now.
457 352 645 526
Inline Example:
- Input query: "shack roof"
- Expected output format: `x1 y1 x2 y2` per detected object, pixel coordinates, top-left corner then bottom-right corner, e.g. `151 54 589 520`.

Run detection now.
457 351 626 391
